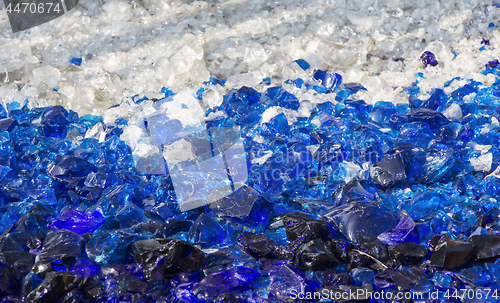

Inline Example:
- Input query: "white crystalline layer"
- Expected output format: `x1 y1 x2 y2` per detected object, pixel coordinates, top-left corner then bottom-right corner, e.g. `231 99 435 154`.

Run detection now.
0 0 498 116
470 153 493 172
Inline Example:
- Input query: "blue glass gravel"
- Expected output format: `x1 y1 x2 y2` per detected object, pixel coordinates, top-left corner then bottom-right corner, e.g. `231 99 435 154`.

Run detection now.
3 59 500 302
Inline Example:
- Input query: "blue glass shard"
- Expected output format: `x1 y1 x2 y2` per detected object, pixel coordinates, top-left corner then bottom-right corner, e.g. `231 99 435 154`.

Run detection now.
188 213 228 248
48 209 105 235
312 69 342 90
86 229 149 264
261 77 271 85
203 77 226 87
420 51 438 67
69 57 82 66
294 59 310 71
0 118 18 132
193 266 259 298
69 259 100 277
407 108 449 129
377 215 416 245
486 59 499 68
161 87 175 97
268 264 317 300
421 88 447 110
49 156 94 182
371 152 407 188
41 105 71 125
0 104 6 119
94 184 134 216
208 185 271 231
323 201 399 243
36 230 86 262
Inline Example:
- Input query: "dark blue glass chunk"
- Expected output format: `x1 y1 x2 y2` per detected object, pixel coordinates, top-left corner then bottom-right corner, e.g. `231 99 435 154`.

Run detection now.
25 272 83 303
86 229 147 265
420 51 438 67
237 232 276 258
388 242 427 266
193 266 259 298
324 201 399 243
48 156 94 182
294 239 339 270
486 59 499 68
282 212 329 242
469 234 500 260
370 153 407 188
36 230 85 263
0 118 18 132
48 209 105 235
406 108 449 129
429 235 473 268
132 238 207 276
41 106 71 125
208 185 271 231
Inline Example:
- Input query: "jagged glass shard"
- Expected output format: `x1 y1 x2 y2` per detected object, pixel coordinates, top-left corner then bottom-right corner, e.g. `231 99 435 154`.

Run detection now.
420 51 438 67
208 185 271 230
69 259 100 277
48 156 94 182
282 212 329 242
370 102 396 126
35 230 85 263
388 242 427 265
377 215 416 245
422 88 447 110
351 268 374 286
294 59 310 71
470 234 500 260
93 184 134 216
25 272 83 303
324 201 399 243
206 246 258 274
132 238 207 276
404 191 454 220
237 232 276 258
41 105 72 125
193 266 259 298
268 264 317 301
406 108 449 129
0 118 18 132
86 229 148 265
294 239 339 270
188 213 228 248
371 153 407 188
429 235 474 268
48 209 105 235
312 70 342 90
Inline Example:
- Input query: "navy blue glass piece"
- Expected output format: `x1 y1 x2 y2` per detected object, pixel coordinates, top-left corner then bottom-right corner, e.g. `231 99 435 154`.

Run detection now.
420 51 438 67
41 105 71 125
0 118 18 132
49 155 94 182
132 238 207 276
36 230 86 262
48 209 105 235
208 185 272 231
406 108 449 129
324 201 399 243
